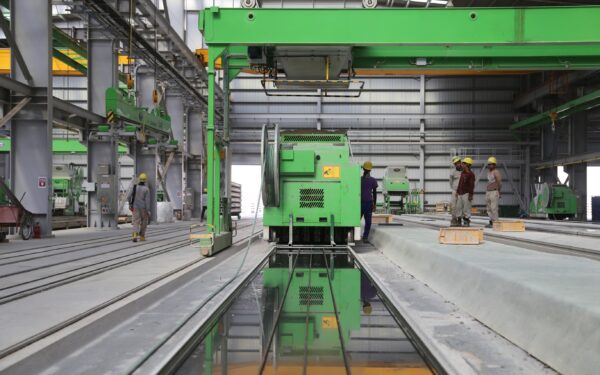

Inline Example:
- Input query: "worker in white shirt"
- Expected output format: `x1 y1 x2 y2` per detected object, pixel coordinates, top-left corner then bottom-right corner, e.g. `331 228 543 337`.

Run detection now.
486 156 502 228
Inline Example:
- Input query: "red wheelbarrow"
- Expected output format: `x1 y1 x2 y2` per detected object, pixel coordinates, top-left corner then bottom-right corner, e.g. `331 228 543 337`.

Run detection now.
0 178 34 241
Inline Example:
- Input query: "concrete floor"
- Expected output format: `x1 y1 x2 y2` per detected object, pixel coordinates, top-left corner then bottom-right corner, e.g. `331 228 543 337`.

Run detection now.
371 224 600 375
0 220 260 373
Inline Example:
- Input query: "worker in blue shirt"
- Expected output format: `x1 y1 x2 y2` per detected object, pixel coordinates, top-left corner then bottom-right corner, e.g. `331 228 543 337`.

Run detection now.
360 161 378 241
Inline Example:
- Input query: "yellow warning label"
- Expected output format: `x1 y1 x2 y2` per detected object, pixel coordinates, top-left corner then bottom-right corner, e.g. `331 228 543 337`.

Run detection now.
322 165 340 178
322 316 338 329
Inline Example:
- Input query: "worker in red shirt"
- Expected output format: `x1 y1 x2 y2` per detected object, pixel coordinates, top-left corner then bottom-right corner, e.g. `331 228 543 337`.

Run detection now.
455 157 475 227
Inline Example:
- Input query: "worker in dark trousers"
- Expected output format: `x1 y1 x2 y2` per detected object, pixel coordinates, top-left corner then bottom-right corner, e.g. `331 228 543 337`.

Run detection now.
128 173 151 242
360 161 378 242
455 157 475 227
200 188 207 222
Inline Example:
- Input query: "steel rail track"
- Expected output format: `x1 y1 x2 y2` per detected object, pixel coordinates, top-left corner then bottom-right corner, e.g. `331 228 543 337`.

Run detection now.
397 216 600 262
347 244 447 375
0 223 196 259
0 224 254 304
0 230 194 277
0 226 195 265
0 228 262 361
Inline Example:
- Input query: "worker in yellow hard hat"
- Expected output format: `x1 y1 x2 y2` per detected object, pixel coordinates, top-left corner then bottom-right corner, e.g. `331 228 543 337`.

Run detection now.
455 157 475 227
449 156 463 226
128 172 152 242
360 161 378 241
485 156 502 228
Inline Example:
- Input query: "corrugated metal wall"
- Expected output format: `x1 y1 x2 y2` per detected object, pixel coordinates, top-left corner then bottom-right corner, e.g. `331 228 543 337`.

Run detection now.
229 74 528 208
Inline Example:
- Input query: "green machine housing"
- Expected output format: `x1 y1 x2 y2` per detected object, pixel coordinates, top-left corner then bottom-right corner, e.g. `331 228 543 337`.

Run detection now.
382 166 410 214
262 129 361 244
529 183 578 219
262 267 361 357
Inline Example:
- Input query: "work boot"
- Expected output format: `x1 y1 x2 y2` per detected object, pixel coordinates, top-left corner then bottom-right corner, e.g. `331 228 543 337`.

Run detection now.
132 232 138 242
139 235 146 241
450 218 459 227
463 218 471 227
485 220 493 228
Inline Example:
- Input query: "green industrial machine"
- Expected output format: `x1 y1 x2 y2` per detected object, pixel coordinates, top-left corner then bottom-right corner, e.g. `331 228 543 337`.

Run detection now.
262 266 361 359
52 164 85 216
529 183 578 220
198 5 600 255
262 127 361 245
382 166 410 214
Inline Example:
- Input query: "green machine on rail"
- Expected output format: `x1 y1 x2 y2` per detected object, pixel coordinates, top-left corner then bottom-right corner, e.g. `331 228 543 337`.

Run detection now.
529 183 578 220
261 127 361 245
382 166 410 214
52 164 85 216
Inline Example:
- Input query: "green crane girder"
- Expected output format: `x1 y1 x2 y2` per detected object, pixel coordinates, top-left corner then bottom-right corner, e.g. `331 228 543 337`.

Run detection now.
510 89 600 131
105 88 171 137
199 5 600 252
200 7 600 71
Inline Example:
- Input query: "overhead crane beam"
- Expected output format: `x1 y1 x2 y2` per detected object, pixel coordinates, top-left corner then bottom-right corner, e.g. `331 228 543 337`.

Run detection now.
200 7 600 71
199 5 600 256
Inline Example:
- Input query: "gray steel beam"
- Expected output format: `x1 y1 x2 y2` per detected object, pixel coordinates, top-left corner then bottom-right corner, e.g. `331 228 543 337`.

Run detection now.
513 71 596 109
87 14 120 229
10 0 53 236
0 75 33 96
229 113 516 120
0 12 33 86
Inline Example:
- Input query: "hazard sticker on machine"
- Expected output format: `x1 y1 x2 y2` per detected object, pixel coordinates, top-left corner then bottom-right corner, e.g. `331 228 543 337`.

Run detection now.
322 316 338 329
322 165 340 178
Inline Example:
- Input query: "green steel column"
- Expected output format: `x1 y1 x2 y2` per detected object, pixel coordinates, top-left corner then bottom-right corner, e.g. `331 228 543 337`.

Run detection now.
207 47 225 235
207 49 216 234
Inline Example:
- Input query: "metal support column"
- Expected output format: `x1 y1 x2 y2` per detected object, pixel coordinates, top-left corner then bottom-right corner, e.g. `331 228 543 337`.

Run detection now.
10 0 53 236
205 47 232 255
187 109 204 219
566 112 588 219
419 75 426 212
166 94 184 212
135 72 159 223
87 15 120 228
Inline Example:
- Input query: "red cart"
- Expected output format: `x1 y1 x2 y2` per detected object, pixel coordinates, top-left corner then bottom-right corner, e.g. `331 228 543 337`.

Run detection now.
0 178 34 241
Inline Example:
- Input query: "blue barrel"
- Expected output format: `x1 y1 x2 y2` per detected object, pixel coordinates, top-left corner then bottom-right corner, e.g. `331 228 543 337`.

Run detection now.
592 196 600 222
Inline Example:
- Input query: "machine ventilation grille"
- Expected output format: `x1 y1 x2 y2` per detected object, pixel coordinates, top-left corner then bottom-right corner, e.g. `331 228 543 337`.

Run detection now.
299 188 324 208
299 286 324 306
282 134 343 143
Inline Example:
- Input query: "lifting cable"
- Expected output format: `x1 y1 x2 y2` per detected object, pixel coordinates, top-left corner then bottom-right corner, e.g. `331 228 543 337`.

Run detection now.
126 166 266 374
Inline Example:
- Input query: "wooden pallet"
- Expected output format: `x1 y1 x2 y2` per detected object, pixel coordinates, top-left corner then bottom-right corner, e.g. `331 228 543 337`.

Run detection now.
435 202 448 213
439 227 484 245
372 214 393 224
493 220 525 232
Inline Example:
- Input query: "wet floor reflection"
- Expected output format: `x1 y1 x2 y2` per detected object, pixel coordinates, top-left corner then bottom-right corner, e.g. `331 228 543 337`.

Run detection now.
176 255 433 375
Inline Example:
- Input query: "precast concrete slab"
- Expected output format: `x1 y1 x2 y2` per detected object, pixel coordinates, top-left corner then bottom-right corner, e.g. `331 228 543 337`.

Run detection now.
351 244 555 375
370 225 600 375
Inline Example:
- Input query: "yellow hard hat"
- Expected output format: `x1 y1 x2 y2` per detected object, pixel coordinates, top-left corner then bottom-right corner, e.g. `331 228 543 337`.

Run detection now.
463 157 473 165
488 156 497 164
362 161 373 171
452 156 461 164
138 172 148 182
